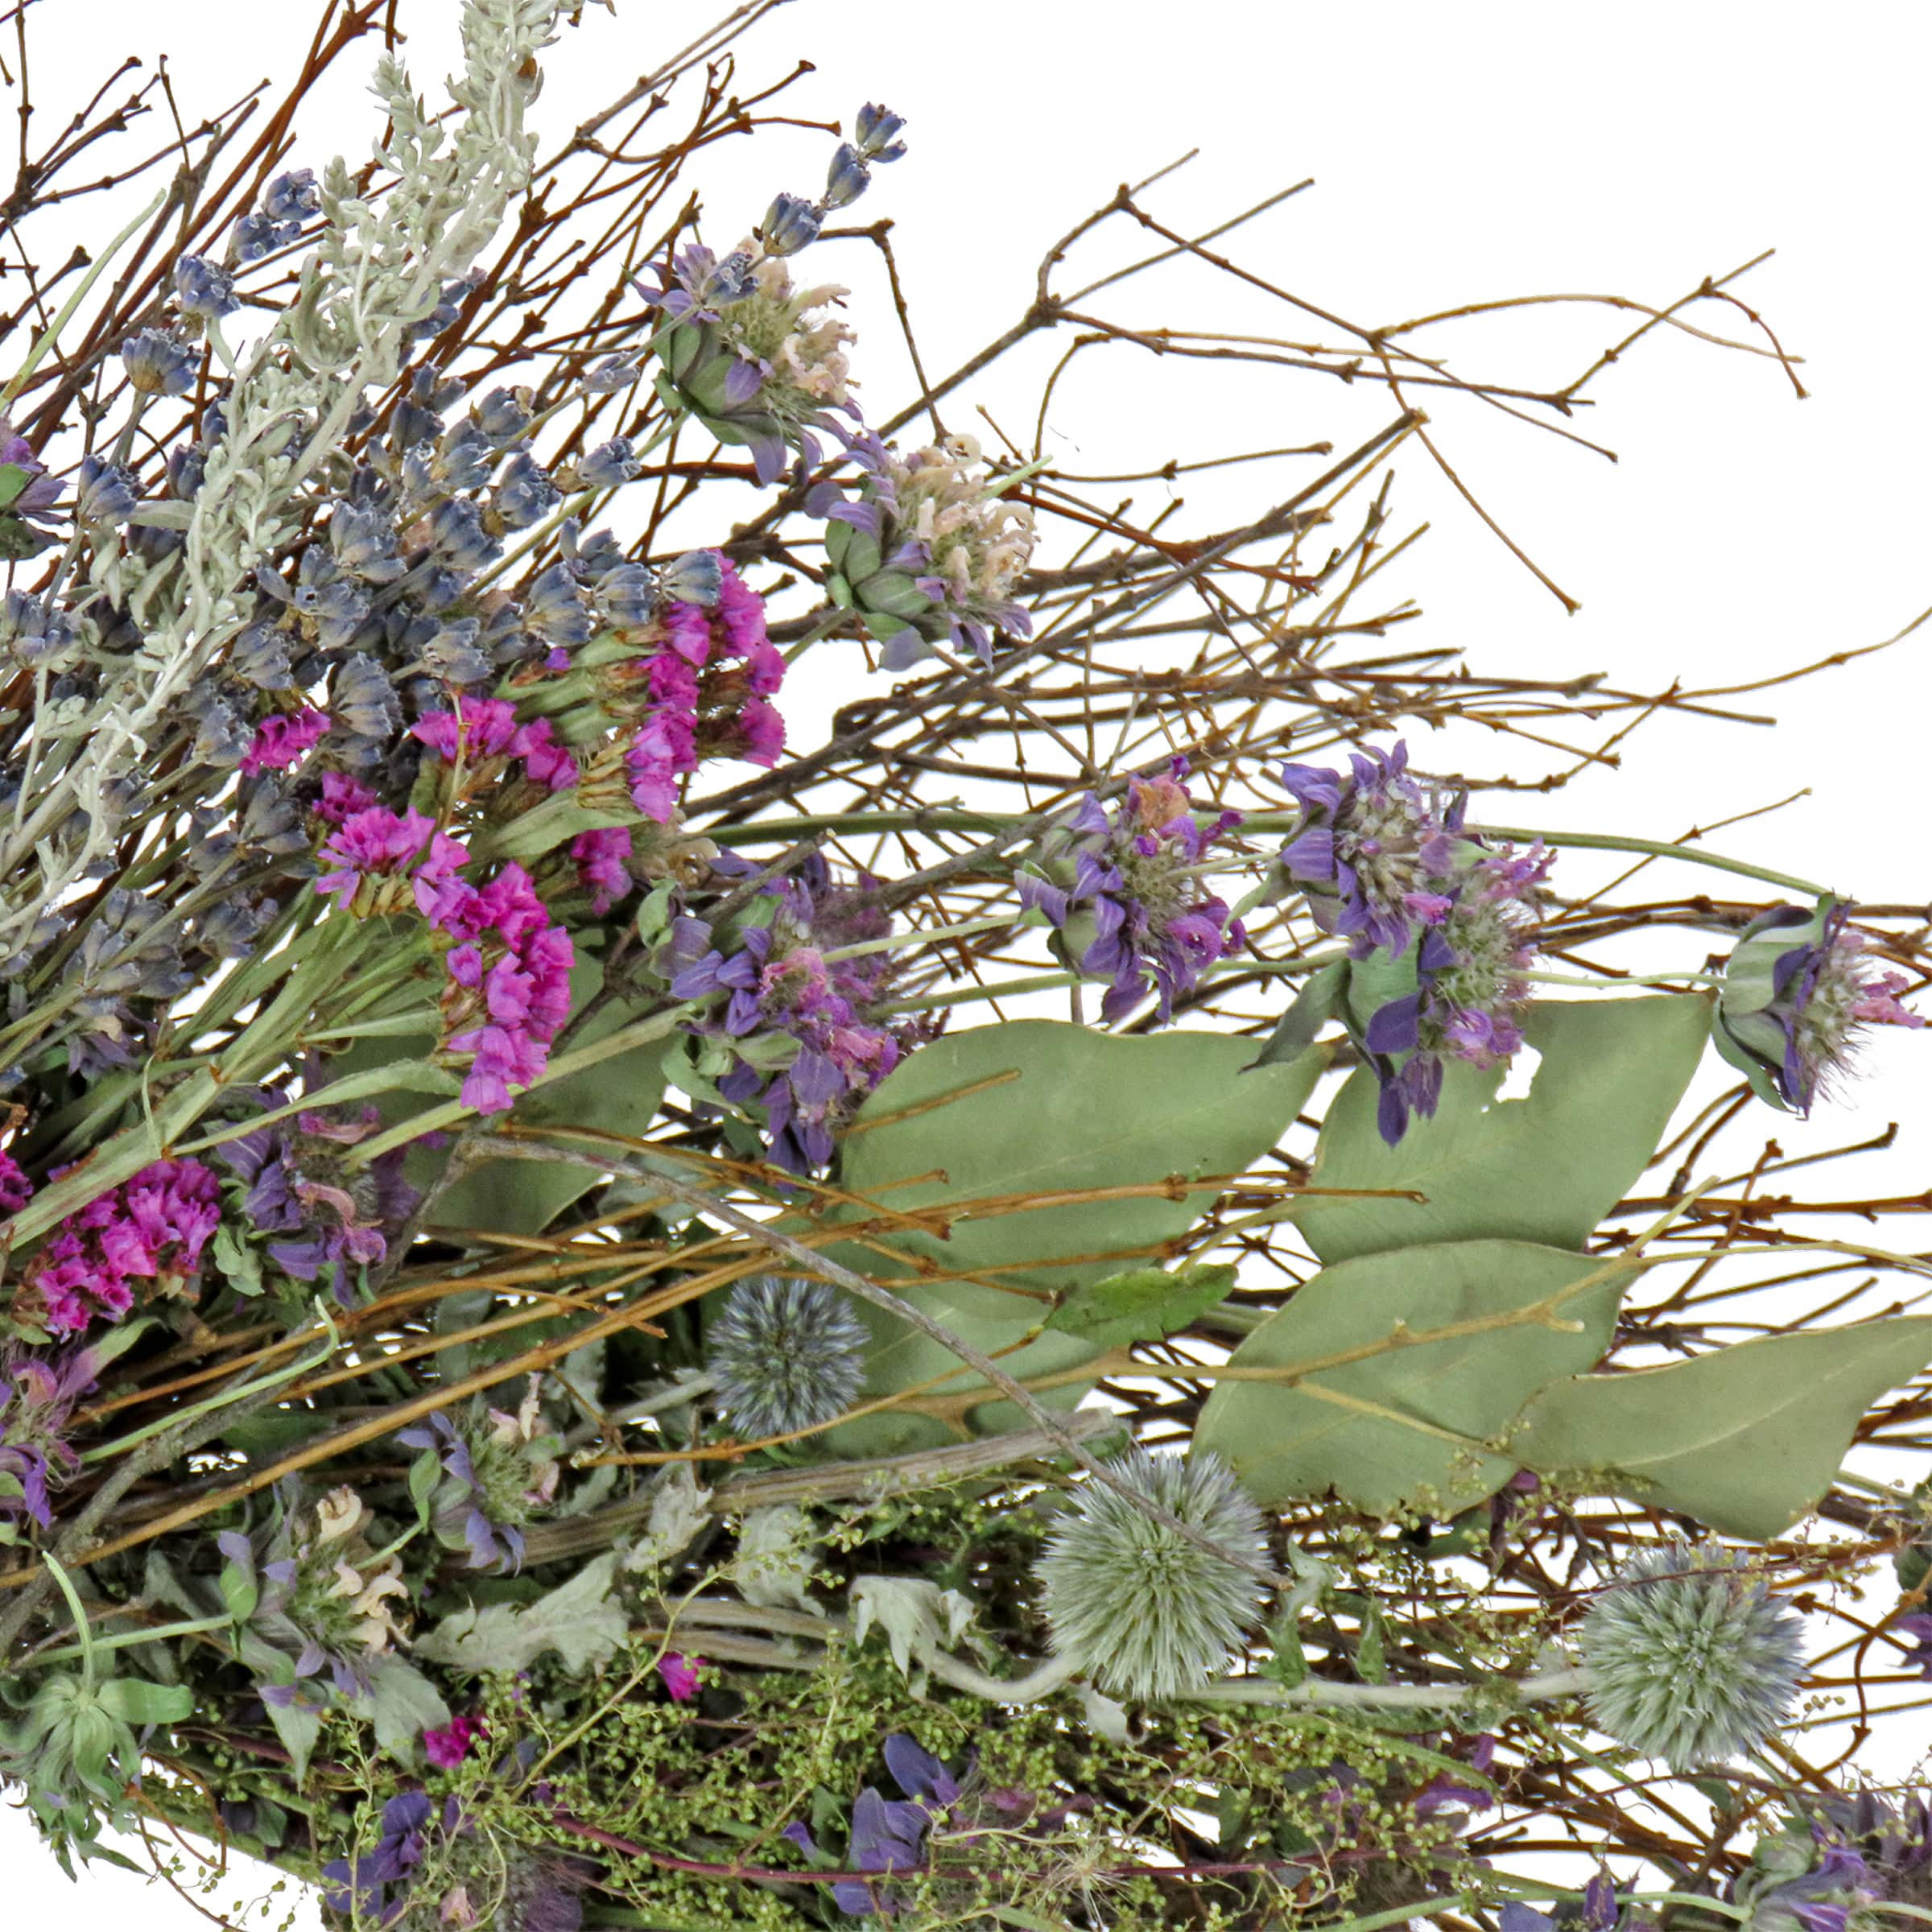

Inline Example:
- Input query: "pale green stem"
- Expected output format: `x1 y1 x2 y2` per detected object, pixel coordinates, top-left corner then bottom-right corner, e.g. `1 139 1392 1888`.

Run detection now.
0 188 167 410
820 913 1023 963
29 1610 235 1670
780 605 852 666
40 1554 97 1690
1174 1663 1592 1712
883 950 1345 1017
340 1001 696 1170
1836 1467 1918 1505
565 1374 713 1458
1469 823 1831 900
1519 968 1720 989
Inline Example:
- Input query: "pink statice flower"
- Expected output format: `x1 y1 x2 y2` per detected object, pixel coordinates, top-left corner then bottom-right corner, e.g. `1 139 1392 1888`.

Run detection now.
513 716 579 791
317 807 473 927
733 694 786 767
658 1652 702 1703
422 1713 489 1769
0 1148 31 1216
411 697 521 763
24 1157 221 1335
571 827 633 913
433 864 576 1113
314 770 378 825
241 706 330 777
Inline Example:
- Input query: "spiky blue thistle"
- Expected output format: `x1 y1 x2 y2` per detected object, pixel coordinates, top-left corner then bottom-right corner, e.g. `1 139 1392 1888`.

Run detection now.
1579 1541 1806 1773
1035 1448 1269 1699
705 1276 868 1441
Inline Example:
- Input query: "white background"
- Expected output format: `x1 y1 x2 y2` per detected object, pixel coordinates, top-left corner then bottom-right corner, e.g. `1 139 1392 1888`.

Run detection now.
7 0 1930 1918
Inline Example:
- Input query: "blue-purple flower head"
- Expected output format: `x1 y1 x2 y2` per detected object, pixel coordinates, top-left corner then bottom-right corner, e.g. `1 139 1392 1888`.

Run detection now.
1715 898 1924 1114
1716 1801 1924 1932
233 168 320 260
173 254 237 324
642 242 855 485
398 1376 562 1572
119 327 197 397
217 1092 422 1303
0 420 68 559
664 852 927 1173
218 1481 410 1705
320 1790 443 1926
705 1274 869 1440
1020 759 1246 1026
812 429 1035 670
1360 840 1550 1145
782 1735 964 1917
0 1344 101 1530
1278 740 1468 958
1274 741 1551 1144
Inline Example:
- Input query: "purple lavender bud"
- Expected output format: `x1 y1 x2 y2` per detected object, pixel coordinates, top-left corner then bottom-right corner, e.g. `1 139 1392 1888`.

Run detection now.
76 452 140 525
523 560 594 646
761 191 824 258
492 450 560 530
120 327 196 397
174 254 238 322
823 142 870 211
430 497 502 573
1 591 79 669
472 385 533 444
432 419 494 495
659 547 724 607
262 167 320 226
582 355 642 393
231 211 280 262
854 102 908 162
575 436 638 490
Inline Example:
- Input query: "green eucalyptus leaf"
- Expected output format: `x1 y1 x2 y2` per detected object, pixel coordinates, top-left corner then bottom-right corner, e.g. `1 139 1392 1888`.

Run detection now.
820 1022 1327 1454
1046 1263 1237 1348
1294 995 1711 1263
1192 1240 1627 1513
1506 1315 1932 1538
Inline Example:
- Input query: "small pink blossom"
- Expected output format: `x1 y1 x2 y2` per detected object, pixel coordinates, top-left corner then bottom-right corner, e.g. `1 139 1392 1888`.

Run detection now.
657 1652 702 1702
314 771 378 825
572 828 632 914
241 706 329 777
422 1713 489 1769
411 697 520 763
733 696 785 768
512 717 579 792
25 1158 221 1335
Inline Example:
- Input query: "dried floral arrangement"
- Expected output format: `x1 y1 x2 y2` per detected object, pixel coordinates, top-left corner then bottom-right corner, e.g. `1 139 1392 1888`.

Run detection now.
1 4 1929 1930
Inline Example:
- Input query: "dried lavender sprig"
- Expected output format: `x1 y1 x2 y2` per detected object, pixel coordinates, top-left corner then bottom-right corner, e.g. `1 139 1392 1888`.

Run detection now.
0 0 572 956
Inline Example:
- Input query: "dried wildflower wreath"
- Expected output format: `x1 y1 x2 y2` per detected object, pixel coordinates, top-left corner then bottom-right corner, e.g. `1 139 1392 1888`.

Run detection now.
1 5 1929 1930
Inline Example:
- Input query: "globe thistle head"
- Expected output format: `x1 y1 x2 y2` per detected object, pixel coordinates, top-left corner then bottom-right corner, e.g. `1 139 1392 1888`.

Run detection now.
1578 1540 1806 1773
705 1275 869 1441
1034 1447 1269 1699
